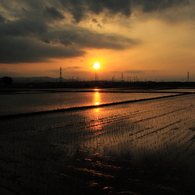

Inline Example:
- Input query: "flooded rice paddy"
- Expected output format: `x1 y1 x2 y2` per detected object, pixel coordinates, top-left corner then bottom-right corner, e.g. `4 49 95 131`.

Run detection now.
0 90 176 116
0 91 195 194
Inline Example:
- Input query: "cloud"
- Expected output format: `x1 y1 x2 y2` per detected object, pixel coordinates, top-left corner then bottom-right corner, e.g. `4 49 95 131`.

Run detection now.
92 18 103 28
0 0 192 64
0 19 47 37
0 0 141 64
92 18 98 23
42 25 139 50
59 0 86 23
44 7 65 21
86 0 132 16
58 0 190 23
0 0 191 23
139 0 189 13
97 24 103 28
0 15 85 64
0 1 192 25
0 36 85 63
0 15 5 23
59 0 132 23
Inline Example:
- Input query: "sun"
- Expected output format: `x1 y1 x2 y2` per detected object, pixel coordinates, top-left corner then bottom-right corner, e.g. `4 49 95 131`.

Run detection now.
93 62 100 69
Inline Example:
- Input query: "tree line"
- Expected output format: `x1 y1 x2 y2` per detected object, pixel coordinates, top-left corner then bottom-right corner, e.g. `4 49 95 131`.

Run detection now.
0 76 13 85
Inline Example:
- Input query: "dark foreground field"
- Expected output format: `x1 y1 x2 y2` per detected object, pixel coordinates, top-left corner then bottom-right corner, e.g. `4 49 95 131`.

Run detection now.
0 93 195 194
0 149 193 195
0 148 193 195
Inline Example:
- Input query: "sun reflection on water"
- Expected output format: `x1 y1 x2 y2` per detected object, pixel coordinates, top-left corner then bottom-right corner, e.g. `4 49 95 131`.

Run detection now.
94 91 100 106
94 108 100 113
88 91 104 132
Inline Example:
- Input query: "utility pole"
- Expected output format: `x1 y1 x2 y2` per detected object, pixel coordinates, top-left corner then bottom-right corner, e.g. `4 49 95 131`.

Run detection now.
112 75 115 82
60 67 62 83
187 72 189 82
95 73 98 81
121 73 124 82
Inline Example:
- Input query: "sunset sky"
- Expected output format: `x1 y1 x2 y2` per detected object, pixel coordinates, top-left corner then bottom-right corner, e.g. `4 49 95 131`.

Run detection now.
0 0 195 81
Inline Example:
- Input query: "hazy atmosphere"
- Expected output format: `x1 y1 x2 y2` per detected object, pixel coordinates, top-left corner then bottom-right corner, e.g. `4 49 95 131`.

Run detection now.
1 0 195 81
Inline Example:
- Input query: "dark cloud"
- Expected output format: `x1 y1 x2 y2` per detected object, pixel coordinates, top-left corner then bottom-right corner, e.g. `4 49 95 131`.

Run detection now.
0 15 5 23
59 0 132 22
0 0 191 24
139 0 189 13
0 0 190 64
0 0 190 24
21 0 45 9
59 0 86 23
97 24 102 28
91 18 102 28
44 7 65 20
0 19 47 37
86 0 132 16
92 18 98 23
92 19 103 28
0 36 85 63
0 16 138 64
42 26 139 50
59 0 189 23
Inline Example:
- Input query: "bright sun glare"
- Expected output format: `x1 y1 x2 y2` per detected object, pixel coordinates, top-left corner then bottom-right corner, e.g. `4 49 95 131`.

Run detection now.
93 62 100 69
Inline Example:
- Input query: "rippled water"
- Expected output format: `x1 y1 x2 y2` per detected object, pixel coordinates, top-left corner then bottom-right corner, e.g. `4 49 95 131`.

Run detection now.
0 91 175 116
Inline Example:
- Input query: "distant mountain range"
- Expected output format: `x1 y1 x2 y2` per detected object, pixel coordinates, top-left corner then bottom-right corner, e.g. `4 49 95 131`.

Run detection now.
12 77 67 83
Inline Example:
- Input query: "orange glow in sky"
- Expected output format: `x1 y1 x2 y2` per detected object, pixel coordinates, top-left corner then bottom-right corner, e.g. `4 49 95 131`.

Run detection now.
1 1 195 81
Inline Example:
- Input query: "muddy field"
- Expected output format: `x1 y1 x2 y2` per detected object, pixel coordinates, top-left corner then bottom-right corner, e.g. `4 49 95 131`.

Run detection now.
0 93 195 194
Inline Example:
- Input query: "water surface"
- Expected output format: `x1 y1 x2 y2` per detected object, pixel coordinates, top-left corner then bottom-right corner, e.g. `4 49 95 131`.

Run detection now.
0 91 176 116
